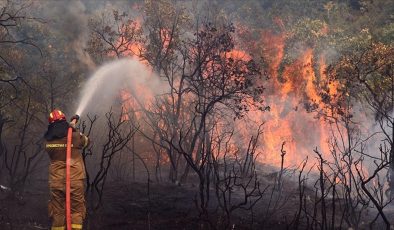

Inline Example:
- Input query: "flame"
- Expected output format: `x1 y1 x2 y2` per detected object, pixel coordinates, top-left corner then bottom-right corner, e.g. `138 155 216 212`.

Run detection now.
120 90 136 121
241 24 339 168
114 19 155 121
115 17 342 170
117 19 143 58
226 49 251 61
260 30 285 82
319 55 338 97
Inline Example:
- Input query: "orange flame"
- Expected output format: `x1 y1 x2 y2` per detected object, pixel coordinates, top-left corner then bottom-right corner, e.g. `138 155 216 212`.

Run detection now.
238 23 339 168
116 17 341 170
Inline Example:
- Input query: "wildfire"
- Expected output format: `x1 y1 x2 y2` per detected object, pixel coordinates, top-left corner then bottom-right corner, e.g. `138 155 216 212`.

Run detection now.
245 24 338 167
260 30 285 83
116 17 340 169
115 19 155 121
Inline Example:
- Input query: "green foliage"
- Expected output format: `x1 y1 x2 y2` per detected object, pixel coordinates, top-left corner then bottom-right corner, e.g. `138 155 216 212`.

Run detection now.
376 22 394 44
323 43 394 120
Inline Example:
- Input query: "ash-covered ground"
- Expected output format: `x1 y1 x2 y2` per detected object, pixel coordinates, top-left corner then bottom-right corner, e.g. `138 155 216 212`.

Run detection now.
0 171 289 230
1 168 394 230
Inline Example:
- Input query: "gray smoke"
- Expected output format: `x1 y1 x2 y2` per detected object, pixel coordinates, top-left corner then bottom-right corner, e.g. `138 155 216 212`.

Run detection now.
36 0 94 69
35 0 140 70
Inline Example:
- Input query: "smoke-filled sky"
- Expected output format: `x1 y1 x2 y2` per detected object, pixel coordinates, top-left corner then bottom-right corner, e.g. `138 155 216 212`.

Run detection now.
10 0 392 168
30 0 138 68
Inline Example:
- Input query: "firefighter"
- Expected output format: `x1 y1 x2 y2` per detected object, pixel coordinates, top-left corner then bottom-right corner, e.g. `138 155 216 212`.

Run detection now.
44 109 89 230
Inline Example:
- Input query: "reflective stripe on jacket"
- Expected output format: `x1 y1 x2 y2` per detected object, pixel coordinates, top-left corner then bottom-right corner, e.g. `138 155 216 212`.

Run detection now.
45 130 89 182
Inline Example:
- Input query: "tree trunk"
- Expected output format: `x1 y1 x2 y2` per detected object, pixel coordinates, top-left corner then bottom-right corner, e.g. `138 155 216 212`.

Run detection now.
389 163 394 200
0 114 5 157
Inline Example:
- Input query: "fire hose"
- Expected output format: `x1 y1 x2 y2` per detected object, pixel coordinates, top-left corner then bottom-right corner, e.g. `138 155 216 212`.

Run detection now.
66 126 72 230
66 115 79 230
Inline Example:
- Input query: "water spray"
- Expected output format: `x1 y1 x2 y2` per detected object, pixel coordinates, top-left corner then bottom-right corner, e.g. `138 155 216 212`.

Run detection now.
75 58 163 116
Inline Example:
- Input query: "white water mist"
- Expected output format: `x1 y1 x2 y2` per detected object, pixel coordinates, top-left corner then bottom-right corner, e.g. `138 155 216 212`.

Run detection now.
75 58 164 116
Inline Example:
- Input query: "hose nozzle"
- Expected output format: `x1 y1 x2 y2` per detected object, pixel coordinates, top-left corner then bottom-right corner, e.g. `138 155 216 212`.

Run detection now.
70 114 80 123
69 114 80 129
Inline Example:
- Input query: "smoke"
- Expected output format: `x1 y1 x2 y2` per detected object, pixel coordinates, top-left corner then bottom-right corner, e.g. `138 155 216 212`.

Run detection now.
66 1 96 70
35 0 94 69
31 0 386 170
75 58 166 116
36 0 140 70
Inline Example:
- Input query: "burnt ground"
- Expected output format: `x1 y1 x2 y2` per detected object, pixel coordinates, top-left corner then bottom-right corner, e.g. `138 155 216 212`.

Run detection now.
0 175 290 230
1 175 394 230
0 180 197 230
86 181 201 230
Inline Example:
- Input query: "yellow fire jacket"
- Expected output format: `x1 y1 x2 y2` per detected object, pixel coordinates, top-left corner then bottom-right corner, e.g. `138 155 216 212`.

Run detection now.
45 130 89 183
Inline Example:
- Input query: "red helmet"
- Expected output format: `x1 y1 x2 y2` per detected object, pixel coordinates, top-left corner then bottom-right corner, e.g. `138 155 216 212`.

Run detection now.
48 109 66 123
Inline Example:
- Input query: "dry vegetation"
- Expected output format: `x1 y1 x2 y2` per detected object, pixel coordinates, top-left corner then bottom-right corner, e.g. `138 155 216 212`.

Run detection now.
0 0 393 229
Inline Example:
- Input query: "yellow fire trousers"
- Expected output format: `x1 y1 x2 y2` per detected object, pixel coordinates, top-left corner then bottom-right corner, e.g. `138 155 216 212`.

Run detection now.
49 179 86 229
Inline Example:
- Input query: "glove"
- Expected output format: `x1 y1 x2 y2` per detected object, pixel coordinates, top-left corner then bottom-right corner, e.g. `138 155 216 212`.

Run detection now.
69 122 76 129
70 114 80 122
69 115 79 130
